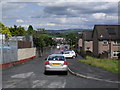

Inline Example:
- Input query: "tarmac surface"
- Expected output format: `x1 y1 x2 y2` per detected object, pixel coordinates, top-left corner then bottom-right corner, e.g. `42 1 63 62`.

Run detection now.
2 48 119 88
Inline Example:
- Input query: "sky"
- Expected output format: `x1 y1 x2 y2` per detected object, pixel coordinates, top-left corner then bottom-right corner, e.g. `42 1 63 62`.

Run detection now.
1 0 119 30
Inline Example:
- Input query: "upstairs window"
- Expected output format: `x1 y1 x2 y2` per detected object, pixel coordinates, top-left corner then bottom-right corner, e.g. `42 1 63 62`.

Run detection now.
113 40 120 45
85 40 91 43
102 40 108 45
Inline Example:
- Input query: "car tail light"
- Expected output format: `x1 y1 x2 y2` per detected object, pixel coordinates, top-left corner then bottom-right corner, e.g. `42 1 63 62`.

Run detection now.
64 61 68 65
45 61 50 65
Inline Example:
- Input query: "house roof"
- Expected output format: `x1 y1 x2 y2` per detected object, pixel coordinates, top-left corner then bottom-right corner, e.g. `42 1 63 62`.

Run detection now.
82 30 93 40
93 25 120 40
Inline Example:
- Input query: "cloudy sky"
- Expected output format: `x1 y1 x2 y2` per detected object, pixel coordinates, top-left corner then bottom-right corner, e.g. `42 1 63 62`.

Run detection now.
1 0 119 30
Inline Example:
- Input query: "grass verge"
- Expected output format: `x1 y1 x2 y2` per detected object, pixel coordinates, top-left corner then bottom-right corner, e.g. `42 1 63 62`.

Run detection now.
79 56 120 74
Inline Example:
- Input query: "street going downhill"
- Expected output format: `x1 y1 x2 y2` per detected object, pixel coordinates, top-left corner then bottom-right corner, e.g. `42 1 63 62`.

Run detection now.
2 48 119 88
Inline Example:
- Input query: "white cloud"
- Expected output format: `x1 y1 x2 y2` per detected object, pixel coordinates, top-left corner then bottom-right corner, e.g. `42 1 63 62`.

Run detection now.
106 15 118 21
21 24 29 28
2 1 118 30
92 13 106 19
3 0 119 2
16 19 24 23
46 23 56 26
36 23 56 26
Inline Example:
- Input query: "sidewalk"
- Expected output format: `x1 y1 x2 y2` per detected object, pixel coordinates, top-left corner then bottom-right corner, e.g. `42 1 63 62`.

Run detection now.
68 55 119 82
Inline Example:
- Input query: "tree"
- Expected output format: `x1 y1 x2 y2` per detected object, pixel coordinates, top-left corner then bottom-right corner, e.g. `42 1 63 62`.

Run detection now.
27 25 34 35
9 25 26 36
66 33 78 47
0 22 11 39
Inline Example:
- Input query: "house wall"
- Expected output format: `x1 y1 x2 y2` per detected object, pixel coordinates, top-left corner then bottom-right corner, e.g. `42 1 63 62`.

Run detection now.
98 41 120 58
84 41 93 52
98 41 109 54
78 39 82 48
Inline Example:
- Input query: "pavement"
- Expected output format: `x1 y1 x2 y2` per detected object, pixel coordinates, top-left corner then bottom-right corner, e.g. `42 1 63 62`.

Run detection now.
67 54 120 83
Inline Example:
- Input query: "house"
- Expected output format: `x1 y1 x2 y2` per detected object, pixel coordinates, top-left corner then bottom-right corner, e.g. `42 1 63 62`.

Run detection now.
78 32 83 49
78 30 93 52
92 25 120 59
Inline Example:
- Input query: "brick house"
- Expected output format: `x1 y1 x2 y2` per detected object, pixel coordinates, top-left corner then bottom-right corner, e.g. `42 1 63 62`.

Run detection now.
78 30 93 52
92 25 120 59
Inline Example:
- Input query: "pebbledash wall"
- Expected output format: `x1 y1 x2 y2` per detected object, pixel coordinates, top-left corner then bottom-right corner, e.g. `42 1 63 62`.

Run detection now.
18 48 36 61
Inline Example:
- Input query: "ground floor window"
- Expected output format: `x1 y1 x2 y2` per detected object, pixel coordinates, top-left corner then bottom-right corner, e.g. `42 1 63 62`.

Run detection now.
113 51 120 57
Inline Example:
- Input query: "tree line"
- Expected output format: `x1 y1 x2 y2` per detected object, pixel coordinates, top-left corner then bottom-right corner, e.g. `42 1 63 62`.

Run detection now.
0 22 57 48
0 22 79 49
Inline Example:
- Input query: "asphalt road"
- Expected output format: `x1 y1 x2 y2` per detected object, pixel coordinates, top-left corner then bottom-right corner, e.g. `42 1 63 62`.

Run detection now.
2 48 119 88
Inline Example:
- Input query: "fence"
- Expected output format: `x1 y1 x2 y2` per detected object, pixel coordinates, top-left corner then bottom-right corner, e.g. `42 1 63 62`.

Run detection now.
1 40 18 64
18 41 32 49
1 38 55 65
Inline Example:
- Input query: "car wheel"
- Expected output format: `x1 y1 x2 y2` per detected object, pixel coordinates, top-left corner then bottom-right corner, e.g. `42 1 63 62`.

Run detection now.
44 70 48 75
64 71 68 75
73 56 75 59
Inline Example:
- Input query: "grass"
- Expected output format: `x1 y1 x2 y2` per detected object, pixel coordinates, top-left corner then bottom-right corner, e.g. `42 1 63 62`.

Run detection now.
79 56 120 74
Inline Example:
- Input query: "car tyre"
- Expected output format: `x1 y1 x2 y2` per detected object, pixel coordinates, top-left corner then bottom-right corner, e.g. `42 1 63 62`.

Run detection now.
44 70 49 75
64 71 68 75
73 56 76 59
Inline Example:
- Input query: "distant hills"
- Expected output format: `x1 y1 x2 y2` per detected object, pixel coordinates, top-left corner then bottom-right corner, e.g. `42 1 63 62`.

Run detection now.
46 29 92 34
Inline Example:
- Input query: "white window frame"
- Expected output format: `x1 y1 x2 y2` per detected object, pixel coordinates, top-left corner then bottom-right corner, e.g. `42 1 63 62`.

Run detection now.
113 51 120 57
85 40 91 43
102 40 108 45
113 41 120 45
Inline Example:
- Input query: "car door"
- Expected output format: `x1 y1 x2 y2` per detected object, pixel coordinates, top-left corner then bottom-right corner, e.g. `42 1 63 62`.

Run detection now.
63 51 71 58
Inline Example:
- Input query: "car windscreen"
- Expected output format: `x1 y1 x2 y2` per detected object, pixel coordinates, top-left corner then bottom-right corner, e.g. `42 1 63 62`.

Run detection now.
48 56 65 61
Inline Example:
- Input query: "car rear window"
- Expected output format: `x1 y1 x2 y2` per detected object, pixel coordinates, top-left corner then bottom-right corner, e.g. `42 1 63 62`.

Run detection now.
48 56 65 61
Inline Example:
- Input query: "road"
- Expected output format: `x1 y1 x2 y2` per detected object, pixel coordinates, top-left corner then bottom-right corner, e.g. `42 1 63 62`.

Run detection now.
2 48 119 88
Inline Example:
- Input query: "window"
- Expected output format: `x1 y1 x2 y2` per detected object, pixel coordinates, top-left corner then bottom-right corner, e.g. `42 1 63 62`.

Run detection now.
113 41 120 45
48 56 65 61
113 51 120 57
64 51 70 54
86 41 90 43
102 40 108 45
87 47 90 50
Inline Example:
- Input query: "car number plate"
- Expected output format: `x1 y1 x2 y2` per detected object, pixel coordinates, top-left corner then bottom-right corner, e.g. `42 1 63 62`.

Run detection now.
52 63 60 65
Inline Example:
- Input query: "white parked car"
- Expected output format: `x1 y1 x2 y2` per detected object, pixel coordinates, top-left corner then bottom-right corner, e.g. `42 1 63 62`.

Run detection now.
61 50 76 59
44 54 68 75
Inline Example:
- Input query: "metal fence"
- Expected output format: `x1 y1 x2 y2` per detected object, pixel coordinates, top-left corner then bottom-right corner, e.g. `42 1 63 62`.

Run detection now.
0 40 18 64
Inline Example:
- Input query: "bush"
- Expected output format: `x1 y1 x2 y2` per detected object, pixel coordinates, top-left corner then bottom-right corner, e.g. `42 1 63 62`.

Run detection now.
99 51 108 59
86 50 94 57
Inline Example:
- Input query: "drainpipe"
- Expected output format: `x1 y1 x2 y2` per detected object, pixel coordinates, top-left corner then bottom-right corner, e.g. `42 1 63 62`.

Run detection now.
109 35 111 59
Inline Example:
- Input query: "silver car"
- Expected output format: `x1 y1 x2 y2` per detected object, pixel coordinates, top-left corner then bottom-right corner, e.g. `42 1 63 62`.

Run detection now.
44 54 68 75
